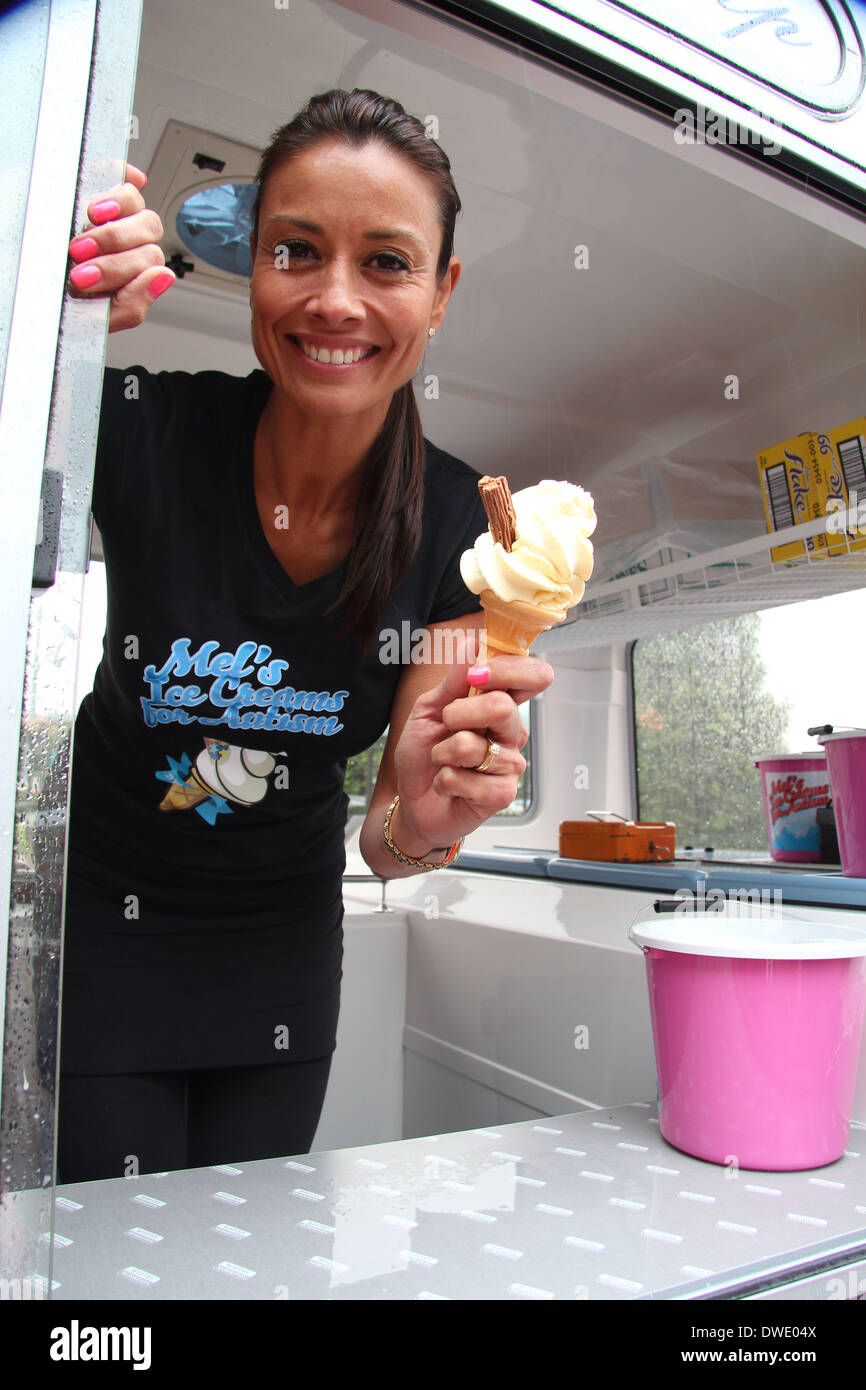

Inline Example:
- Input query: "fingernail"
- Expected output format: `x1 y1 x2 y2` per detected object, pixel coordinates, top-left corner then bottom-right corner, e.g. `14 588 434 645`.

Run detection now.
89 199 121 224
467 665 491 686
69 263 101 289
69 236 100 263
148 270 175 300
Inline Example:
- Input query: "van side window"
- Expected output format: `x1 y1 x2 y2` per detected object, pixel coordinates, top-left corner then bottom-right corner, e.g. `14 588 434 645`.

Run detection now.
632 594 866 856
633 613 786 853
498 700 533 818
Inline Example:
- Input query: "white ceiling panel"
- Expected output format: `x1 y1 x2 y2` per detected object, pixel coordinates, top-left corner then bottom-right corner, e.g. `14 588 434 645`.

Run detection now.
106 0 866 582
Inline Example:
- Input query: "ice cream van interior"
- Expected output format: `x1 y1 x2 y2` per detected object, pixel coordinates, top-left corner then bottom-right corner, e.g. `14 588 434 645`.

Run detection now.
5 0 866 1302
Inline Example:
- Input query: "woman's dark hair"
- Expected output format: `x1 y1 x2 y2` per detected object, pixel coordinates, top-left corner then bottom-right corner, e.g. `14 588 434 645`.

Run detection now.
251 89 462 651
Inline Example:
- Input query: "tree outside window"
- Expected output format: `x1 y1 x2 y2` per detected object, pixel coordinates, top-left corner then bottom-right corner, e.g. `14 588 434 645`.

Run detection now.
633 613 790 853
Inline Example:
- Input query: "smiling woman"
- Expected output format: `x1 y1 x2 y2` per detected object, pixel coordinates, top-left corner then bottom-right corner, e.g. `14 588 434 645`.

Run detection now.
247 97 461 637
56 87 552 1184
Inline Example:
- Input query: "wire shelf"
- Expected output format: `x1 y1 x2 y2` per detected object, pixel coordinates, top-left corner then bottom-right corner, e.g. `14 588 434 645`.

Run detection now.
539 510 866 650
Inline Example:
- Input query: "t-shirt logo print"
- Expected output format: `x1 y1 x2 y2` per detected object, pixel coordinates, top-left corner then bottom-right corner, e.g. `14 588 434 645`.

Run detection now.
157 739 280 824
140 638 349 735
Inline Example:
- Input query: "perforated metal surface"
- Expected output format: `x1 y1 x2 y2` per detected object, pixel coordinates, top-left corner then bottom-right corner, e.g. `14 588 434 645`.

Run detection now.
49 1102 866 1300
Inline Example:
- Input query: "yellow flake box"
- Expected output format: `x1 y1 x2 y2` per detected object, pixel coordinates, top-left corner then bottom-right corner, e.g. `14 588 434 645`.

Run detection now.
820 418 866 555
757 432 830 562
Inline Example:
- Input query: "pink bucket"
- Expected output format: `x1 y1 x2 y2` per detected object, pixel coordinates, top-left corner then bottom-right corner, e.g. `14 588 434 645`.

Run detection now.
629 906 866 1171
818 731 866 878
754 753 830 862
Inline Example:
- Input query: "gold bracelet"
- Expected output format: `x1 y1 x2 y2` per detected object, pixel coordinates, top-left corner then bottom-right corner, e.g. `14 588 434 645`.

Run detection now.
383 794 463 869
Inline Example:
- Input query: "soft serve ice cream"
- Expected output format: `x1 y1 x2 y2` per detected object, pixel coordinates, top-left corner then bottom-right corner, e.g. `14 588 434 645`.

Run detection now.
461 478 597 619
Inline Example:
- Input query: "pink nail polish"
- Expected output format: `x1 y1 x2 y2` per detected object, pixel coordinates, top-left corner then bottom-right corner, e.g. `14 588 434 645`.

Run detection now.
70 263 101 289
89 199 121 224
69 236 100 263
467 665 491 686
148 271 175 300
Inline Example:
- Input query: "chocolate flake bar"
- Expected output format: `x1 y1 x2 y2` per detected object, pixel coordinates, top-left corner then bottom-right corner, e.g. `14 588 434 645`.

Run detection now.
478 475 516 551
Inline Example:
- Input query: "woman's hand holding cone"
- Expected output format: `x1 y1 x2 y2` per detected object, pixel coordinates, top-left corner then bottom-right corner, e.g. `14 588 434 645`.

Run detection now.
393 638 553 853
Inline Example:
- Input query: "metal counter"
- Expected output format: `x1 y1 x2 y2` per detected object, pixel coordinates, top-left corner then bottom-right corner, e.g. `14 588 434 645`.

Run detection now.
51 1102 866 1300
455 850 866 910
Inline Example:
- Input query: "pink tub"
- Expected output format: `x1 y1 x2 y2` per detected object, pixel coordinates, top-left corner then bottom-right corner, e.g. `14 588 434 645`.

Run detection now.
818 730 866 878
629 906 866 1171
754 753 830 862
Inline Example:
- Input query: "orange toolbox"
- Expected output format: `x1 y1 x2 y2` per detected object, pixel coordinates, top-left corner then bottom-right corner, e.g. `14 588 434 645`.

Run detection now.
559 812 676 863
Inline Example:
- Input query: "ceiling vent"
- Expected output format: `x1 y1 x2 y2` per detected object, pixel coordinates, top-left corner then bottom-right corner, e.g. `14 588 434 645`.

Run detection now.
144 121 261 297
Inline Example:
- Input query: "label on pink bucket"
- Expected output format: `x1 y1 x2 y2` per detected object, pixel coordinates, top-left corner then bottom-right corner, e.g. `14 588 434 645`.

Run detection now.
768 772 829 837
755 756 829 860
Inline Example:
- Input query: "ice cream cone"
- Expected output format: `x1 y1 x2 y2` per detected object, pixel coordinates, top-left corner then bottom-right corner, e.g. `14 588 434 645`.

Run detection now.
159 769 212 812
463 475 595 696
479 589 564 657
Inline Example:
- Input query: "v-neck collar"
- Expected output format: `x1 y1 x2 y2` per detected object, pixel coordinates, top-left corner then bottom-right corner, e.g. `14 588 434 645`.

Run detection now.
237 371 352 602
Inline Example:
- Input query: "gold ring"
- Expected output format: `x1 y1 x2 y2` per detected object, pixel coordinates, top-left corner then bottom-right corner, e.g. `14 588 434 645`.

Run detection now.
474 738 500 772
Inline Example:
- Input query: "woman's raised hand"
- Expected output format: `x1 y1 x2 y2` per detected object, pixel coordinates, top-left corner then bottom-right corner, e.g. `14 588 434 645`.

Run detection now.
67 164 174 332
392 643 554 856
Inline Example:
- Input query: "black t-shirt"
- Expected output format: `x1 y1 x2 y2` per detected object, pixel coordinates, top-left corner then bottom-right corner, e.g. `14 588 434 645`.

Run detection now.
62 365 487 1073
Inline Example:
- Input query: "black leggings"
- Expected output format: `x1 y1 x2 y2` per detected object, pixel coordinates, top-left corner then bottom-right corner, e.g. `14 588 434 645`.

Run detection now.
57 1056 333 1185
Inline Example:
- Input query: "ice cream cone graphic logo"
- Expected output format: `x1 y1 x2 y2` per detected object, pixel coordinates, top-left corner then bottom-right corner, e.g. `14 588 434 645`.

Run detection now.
158 741 281 818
